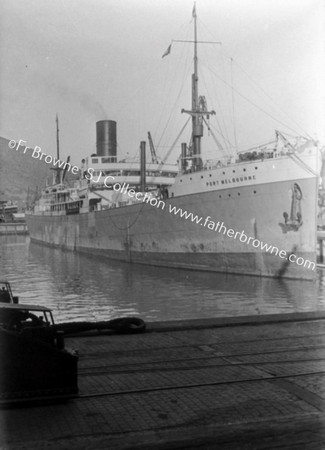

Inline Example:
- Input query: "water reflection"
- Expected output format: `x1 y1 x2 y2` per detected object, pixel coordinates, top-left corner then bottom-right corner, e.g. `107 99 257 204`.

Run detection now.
0 235 324 323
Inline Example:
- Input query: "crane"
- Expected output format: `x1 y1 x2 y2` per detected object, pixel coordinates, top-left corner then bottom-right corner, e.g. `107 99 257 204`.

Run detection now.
147 132 159 164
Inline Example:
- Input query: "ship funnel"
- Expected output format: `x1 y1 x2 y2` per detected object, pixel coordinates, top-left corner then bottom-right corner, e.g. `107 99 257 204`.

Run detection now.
96 120 117 158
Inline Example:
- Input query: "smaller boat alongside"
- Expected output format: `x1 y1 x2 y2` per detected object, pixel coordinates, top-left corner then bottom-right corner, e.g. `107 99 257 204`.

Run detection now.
0 281 19 304
0 200 18 218
0 281 78 405
0 200 27 235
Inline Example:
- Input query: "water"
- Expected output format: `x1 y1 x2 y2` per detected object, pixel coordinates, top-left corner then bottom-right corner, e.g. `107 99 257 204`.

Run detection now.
0 235 324 323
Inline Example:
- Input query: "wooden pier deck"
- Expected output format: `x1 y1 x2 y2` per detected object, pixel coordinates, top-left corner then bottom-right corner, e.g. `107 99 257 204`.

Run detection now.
1 312 325 449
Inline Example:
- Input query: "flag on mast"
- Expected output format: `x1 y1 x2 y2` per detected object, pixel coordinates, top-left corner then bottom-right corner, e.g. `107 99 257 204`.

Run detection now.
192 3 196 18
162 44 171 58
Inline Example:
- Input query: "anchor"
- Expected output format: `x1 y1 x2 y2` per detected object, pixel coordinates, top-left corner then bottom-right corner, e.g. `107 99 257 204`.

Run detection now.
279 183 303 233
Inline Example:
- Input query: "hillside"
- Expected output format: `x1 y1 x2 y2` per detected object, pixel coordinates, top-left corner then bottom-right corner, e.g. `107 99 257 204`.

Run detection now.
0 137 77 209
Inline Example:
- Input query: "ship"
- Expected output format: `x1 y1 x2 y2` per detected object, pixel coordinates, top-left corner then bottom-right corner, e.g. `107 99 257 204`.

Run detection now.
0 199 18 222
26 5 321 280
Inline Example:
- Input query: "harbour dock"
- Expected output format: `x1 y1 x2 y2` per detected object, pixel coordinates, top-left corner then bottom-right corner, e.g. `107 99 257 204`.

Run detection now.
1 312 325 449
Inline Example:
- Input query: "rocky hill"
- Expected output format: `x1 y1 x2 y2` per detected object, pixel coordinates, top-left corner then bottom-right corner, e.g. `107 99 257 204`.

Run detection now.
0 136 77 209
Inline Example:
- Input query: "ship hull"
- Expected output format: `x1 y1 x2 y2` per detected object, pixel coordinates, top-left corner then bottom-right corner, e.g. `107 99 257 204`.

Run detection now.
26 176 318 280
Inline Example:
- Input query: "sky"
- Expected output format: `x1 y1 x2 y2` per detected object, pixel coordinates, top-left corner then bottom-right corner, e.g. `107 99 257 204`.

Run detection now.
0 0 324 166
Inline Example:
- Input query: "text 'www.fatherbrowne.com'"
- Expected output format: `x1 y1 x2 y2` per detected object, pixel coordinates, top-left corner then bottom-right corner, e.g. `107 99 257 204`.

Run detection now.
168 204 316 271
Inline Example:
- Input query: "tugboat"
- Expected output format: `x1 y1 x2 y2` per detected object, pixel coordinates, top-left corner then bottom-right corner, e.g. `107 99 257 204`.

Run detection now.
0 281 78 404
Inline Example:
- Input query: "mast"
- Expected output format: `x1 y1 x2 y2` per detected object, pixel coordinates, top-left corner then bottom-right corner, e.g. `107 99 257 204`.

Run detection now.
181 3 215 172
192 3 202 169
54 114 61 184
56 114 60 160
